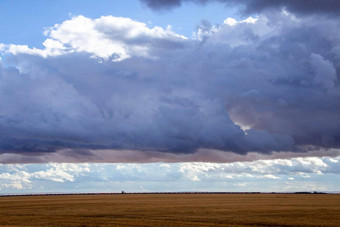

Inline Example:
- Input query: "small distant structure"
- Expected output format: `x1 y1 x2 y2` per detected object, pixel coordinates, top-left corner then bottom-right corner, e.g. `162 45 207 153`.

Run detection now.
121 191 125 194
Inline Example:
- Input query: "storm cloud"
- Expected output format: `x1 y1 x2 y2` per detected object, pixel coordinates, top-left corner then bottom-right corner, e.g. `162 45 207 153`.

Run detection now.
0 10 339 161
140 0 340 15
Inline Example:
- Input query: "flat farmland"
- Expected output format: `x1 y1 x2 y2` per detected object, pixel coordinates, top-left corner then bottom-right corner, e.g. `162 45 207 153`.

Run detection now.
0 194 339 226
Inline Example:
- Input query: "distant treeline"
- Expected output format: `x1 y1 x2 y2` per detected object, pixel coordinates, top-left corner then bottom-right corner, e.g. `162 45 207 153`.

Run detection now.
0 191 330 197
294 191 326 194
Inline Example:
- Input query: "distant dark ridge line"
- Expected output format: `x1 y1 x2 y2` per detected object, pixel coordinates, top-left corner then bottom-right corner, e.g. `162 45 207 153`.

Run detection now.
0 191 333 197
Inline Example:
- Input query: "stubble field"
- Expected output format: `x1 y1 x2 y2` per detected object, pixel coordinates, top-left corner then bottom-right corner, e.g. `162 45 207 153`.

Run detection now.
0 193 339 226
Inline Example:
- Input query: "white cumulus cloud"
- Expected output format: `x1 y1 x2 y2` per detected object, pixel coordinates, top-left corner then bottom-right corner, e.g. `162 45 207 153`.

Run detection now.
3 15 187 61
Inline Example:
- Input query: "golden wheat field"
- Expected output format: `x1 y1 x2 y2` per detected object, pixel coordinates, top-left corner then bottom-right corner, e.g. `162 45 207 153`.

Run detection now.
0 193 339 226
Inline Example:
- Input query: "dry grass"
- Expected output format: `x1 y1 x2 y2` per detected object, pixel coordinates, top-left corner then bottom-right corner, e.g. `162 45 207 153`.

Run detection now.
0 193 339 226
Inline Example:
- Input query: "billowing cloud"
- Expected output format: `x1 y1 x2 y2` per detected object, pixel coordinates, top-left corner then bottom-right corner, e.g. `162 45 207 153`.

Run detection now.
5 15 187 61
1 155 339 193
140 0 340 16
0 163 90 191
0 11 340 161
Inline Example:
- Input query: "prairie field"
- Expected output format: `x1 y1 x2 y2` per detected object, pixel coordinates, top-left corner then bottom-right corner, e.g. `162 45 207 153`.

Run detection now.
0 193 339 226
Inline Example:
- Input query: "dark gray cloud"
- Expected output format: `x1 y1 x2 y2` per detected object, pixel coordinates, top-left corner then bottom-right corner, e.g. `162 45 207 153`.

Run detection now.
141 0 340 15
1 148 339 164
0 12 339 161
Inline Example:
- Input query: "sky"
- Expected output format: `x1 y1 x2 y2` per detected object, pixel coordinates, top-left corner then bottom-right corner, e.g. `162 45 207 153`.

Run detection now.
0 0 339 193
